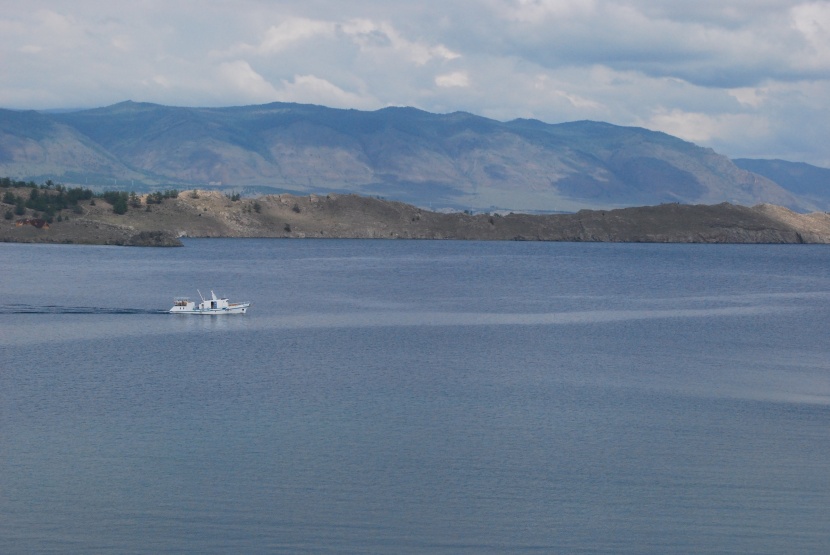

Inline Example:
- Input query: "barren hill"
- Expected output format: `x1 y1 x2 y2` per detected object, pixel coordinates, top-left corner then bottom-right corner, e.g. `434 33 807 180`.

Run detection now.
0 101 817 212
4 188 830 246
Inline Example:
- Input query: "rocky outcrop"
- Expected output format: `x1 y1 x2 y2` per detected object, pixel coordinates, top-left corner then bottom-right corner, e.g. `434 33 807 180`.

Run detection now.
125 230 182 247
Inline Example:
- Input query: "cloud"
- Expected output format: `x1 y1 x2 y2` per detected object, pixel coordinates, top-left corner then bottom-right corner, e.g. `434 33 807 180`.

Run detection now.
641 108 771 145
225 15 459 66
340 18 460 65
475 0 830 88
790 2 830 71
728 87 768 109
217 60 280 102
274 74 378 109
230 17 336 55
500 0 598 22
435 71 469 88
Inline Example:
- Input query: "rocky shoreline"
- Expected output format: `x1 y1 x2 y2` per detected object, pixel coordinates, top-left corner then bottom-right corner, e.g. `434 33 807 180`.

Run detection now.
3 189 830 246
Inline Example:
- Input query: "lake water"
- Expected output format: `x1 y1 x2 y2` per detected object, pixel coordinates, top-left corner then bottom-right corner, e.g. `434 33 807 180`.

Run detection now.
2 239 829 554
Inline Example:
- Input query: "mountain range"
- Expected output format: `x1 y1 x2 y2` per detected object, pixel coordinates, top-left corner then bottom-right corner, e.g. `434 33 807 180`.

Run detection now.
1 101 828 213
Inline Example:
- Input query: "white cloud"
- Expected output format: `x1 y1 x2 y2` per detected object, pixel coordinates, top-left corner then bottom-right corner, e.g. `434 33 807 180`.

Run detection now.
339 18 460 65
33 8 76 35
728 87 767 109
791 2 830 44
110 35 131 51
217 60 280 102
790 2 830 70
501 0 597 22
150 75 171 89
531 74 604 110
435 71 469 88
224 15 460 67
238 17 336 55
275 74 378 109
641 108 771 146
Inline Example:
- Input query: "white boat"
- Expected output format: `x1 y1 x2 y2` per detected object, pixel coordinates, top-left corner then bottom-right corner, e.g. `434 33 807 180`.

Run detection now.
169 290 250 315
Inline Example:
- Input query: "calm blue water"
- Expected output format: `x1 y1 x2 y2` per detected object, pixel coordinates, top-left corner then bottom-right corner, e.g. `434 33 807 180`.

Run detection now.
2 239 830 554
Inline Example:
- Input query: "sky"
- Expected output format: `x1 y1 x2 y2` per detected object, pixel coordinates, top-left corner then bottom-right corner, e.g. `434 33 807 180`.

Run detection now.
2 0 830 166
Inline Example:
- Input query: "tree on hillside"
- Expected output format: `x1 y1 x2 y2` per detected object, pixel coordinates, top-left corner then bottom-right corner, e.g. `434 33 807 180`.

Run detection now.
101 191 129 214
112 195 128 214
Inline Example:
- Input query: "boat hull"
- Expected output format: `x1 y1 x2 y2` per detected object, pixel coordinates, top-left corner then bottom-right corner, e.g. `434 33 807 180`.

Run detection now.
169 303 250 315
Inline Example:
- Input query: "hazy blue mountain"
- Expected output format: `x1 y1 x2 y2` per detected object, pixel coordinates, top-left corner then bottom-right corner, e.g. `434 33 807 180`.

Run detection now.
733 158 830 209
0 101 815 212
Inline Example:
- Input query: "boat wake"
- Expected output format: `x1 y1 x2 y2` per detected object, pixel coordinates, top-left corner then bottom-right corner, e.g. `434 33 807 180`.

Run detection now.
0 304 168 315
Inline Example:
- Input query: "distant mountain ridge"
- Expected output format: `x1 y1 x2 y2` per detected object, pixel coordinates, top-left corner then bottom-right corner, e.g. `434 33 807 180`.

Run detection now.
733 159 830 210
0 100 828 212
